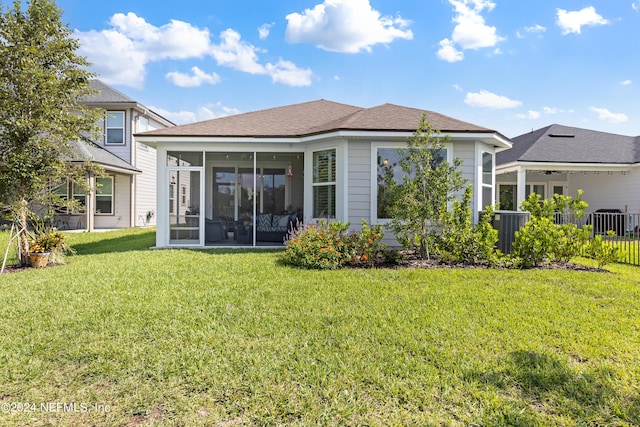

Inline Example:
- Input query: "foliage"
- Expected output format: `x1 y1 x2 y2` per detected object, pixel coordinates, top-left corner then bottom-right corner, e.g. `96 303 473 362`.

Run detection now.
384 115 466 259
585 231 623 269
29 228 74 264
1 228 639 425
0 0 102 263
438 186 500 264
283 219 385 269
513 191 591 268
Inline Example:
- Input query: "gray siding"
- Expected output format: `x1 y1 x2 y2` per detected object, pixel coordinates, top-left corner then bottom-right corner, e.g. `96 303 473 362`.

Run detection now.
347 141 372 228
134 143 157 226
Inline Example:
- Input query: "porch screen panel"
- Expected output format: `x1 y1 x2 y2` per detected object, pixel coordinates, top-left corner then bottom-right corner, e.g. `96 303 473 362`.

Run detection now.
313 149 336 218
168 169 201 244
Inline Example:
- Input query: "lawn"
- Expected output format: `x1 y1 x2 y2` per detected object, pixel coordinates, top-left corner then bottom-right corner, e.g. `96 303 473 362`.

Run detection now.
0 229 639 426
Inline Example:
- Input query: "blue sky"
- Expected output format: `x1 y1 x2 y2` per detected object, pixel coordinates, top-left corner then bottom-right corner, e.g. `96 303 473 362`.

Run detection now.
55 0 639 138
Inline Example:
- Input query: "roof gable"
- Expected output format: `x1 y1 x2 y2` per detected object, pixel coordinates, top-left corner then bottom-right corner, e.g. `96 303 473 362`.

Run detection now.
497 124 639 165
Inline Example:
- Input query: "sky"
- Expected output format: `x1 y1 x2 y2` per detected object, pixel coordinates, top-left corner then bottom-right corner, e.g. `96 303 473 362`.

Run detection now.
52 0 640 138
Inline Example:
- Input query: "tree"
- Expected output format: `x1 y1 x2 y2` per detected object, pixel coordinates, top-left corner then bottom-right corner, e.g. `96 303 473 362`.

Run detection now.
0 0 101 264
385 115 466 259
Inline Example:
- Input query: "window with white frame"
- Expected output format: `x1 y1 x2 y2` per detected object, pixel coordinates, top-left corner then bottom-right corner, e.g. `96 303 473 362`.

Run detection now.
106 111 125 144
312 149 336 218
95 176 114 214
375 146 447 220
481 152 493 209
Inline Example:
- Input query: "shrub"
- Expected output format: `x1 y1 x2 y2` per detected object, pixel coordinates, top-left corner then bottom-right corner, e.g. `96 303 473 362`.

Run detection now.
282 219 385 269
438 186 499 265
585 231 623 269
513 191 590 268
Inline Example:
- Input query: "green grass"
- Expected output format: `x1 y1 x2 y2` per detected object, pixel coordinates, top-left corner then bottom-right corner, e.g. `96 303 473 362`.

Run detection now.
1 229 640 426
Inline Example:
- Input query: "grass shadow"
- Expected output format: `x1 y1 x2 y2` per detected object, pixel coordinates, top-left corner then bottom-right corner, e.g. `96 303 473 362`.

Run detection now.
468 350 638 425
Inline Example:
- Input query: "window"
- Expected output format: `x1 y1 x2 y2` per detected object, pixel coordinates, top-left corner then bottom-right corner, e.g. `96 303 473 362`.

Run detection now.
481 152 493 209
52 180 86 212
525 184 545 199
498 184 516 210
312 149 336 218
375 146 447 219
106 111 125 144
95 177 114 214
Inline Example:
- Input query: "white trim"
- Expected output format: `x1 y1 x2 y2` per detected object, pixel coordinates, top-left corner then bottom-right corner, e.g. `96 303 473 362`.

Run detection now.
95 176 114 215
497 161 635 174
137 131 510 148
105 111 126 145
370 141 453 224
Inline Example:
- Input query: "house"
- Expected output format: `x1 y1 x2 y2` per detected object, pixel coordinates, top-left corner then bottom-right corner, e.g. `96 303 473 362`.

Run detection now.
54 80 174 231
496 124 640 217
136 100 511 248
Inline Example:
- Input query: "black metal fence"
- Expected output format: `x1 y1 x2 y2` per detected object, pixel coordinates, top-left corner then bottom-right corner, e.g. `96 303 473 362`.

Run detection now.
554 211 640 266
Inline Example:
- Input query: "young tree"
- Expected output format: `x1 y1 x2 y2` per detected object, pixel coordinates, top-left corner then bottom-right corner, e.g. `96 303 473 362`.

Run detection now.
0 0 101 264
386 115 466 259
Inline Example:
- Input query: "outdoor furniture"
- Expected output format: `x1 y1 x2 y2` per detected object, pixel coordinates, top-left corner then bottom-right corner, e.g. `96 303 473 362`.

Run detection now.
205 218 228 242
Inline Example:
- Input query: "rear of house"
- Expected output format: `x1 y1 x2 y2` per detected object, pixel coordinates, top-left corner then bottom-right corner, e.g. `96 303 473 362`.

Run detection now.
137 100 511 248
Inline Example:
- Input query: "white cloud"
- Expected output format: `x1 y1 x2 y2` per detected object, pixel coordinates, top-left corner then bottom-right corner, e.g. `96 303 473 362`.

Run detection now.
437 38 464 62
452 84 463 91
258 23 274 40
285 0 413 53
265 60 313 87
556 7 609 35
621 79 633 85
543 107 574 115
464 90 521 109
210 29 265 74
210 29 312 86
166 66 221 87
76 13 311 88
76 29 148 88
437 0 504 61
150 103 241 125
108 13 211 60
590 107 628 124
633 2 640 12
525 24 546 33
517 110 540 119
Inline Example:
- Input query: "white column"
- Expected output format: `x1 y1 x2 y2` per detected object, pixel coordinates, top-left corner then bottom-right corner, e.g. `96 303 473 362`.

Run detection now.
516 168 527 211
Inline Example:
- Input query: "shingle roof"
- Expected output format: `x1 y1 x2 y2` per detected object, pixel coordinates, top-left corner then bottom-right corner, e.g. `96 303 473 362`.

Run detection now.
64 139 140 173
496 124 640 165
138 100 498 138
82 80 137 104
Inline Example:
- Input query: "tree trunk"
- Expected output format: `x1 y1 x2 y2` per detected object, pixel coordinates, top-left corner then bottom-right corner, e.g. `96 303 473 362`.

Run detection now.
17 199 30 266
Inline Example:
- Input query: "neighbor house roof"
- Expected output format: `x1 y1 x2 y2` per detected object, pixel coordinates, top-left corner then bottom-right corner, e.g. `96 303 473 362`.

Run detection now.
64 139 140 174
137 99 503 139
497 124 640 166
81 80 175 127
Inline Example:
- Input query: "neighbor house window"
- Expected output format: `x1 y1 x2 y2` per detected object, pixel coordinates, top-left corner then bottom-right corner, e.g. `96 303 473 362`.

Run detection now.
95 176 114 214
106 111 125 144
375 146 447 220
313 149 336 218
481 152 493 209
52 180 86 213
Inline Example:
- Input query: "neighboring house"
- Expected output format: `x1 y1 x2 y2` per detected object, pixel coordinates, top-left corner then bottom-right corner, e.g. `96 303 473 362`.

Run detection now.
55 80 174 231
136 100 511 248
496 124 640 215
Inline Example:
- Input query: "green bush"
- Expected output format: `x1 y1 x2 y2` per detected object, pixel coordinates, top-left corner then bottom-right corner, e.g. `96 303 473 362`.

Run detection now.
585 231 623 269
282 219 385 269
512 191 590 268
438 186 499 265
